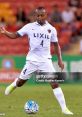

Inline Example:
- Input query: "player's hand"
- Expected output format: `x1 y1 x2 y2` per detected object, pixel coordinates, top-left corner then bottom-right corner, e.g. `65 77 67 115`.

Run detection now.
58 60 64 71
0 27 6 34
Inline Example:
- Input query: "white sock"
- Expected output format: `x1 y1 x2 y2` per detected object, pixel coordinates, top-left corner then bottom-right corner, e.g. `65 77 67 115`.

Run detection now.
10 78 18 87
53 87 66 111
5 78 18 95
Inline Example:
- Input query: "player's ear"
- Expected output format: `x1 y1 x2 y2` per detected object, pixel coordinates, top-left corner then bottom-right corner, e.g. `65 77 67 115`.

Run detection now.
45 12 48 18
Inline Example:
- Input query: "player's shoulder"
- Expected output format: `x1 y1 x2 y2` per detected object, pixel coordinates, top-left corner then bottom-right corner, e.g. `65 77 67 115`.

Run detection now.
47 22 57 32
27 22 36 26
23 22 36 28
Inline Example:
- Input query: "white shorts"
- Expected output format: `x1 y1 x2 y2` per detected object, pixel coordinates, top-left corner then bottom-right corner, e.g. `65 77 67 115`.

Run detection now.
19 59 56 80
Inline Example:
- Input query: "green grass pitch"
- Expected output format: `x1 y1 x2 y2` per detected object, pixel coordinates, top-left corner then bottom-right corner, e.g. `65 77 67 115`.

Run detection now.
0 83 82 117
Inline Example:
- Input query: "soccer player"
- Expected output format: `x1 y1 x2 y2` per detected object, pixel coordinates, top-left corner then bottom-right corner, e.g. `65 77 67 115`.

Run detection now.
0 7 73 115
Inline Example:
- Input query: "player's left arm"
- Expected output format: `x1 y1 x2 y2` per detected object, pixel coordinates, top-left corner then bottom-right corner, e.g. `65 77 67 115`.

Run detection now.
54 42 64 70
51 27 64 70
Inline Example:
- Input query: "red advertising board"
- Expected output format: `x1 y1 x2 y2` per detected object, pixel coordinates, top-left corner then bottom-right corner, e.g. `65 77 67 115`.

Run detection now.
0 70 20 83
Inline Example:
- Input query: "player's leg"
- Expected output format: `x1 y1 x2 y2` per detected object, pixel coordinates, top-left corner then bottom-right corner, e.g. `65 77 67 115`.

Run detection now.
50 82 73 115
5 61 37 95
5 78 27 95
39 59 73 115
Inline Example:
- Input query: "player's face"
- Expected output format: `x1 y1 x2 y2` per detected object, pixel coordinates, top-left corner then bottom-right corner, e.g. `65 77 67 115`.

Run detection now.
35 9 47 25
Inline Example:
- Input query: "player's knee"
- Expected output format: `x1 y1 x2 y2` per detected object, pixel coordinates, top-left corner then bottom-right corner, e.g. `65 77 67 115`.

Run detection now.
16 79 26 87
50 82 59 89
16 81 23 87
17 82 23 87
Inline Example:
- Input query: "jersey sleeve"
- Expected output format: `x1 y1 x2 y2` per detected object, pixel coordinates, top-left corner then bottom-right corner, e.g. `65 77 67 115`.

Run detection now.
17 24 29 36
51 28 58 42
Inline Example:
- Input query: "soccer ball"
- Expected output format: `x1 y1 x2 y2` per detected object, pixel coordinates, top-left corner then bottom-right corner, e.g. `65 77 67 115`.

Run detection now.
24 100 39 114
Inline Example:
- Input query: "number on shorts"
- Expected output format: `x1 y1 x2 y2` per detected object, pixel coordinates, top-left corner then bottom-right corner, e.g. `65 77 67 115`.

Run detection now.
23 69 27 74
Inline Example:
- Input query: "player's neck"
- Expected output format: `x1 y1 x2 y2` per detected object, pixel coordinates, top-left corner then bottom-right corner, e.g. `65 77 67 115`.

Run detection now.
37 21 46 26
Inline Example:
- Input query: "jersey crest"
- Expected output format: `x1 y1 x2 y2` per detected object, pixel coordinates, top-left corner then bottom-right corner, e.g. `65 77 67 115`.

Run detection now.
48 29 51 33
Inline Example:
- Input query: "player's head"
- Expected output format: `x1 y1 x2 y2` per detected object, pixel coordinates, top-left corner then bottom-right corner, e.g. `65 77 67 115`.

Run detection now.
35 6 47 25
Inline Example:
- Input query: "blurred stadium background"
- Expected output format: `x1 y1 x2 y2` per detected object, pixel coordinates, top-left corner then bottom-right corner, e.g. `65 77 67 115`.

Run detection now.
0 0 82 83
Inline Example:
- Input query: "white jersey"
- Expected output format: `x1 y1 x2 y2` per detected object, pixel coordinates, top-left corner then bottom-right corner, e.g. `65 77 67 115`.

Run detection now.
17 21 58 62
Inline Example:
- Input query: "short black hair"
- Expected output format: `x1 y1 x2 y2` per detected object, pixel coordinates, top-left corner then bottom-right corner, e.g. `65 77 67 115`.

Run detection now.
36 6 45 10
35 6 46 12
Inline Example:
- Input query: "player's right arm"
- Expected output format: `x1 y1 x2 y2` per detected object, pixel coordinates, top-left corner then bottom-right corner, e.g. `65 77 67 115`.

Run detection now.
0 27 20 39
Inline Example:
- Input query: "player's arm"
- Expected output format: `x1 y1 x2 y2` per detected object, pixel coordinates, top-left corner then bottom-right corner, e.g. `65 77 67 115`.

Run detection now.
51 28 64 70
54 42 64 70
0 27 20 39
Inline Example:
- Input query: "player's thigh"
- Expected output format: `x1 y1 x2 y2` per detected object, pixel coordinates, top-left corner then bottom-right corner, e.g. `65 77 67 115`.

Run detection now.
19 61 38 80
39 59 56 72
